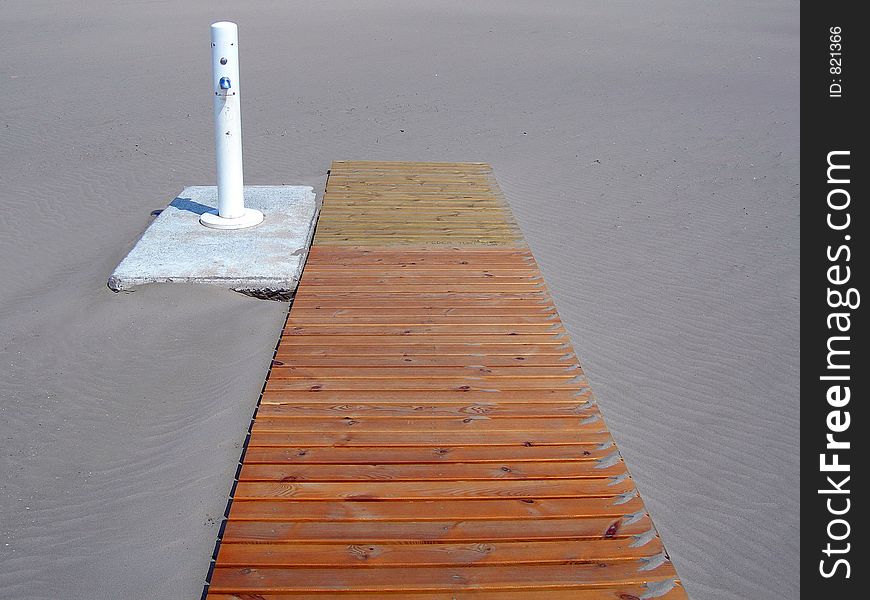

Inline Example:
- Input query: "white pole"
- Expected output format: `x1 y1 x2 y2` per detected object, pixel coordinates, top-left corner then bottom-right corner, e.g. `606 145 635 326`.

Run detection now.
200 21 263 229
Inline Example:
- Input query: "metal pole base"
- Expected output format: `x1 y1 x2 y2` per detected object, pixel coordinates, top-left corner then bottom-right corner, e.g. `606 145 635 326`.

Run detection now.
199 208 264 230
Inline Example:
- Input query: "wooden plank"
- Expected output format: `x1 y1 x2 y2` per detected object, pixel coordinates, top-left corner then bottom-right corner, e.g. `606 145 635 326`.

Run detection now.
208 562 679 593
233 478 636 501
306 245 532 253
267 366 580 378
261 391 588 405
315 221 520 229
265 370 581 382
275 336 568 347
316 210 514 217
312 240 527 247
298 270 544 278
301 261 540 269
289 301 555 310
304 266 534 273
300 276 543 285
313 235 525 243
285 316 563 325
282 325 565 336
293 294 552 303
226 495 646 521
251 405 592 420
241 444 616 465
305 253 533 260
269 355 576 367
262 379 585 393
237 461 626 482
214 538 663 567
259 390 589 403
208 585 690 599
287 306 554 313
221 515 651 542
306 252 536 263
331 160 490 167
249 416 602 433
246 431 614 448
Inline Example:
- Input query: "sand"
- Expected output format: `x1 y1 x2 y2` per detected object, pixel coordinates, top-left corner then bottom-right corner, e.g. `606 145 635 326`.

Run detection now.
0 1 799 598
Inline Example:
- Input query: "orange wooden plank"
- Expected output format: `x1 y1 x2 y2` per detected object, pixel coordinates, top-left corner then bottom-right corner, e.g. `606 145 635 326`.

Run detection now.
259 389 590 403
226 495 646 522
232 478 636 501
208 585 690 599
241 444 613 465
291 296 550 305
269 355 576 367
237 460 626 482
275 336 568 347
284 316 561 326
261 379 585 392
214 538 664 567
271 347 576 359
221 515 652 543
246 431 613 448
254 402 591 418
267 366 579 379
249 415 603 433
208 561 679 593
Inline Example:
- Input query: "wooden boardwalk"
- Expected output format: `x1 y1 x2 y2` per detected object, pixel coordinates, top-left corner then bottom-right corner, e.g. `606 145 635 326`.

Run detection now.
207 161 687 599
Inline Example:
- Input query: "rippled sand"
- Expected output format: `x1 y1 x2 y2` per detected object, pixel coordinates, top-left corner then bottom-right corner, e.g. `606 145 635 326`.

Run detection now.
1 1 798 598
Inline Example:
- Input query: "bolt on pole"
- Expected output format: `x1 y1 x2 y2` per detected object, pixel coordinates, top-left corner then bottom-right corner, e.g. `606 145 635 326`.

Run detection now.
200 21 264 229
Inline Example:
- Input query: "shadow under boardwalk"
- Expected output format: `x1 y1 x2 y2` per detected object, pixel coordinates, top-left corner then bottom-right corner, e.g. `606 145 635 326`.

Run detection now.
206 161 688 599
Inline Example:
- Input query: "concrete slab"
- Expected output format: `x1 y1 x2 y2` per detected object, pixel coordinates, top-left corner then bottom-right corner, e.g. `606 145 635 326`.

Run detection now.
108 186 318 300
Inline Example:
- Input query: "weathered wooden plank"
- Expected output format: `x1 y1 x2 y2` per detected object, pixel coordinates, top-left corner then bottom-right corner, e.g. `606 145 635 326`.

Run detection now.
316 215 521 224
290 301 555 310
290 297 553 309
307 245 532 253
296 284 543 293
214 538 663 567
332 160 490 167
313 235 524 241
269 363 577 375
238 460 626 482
315 221 520 230
250 415 602 433
254 402 592 419
246 431 614 448
305 255 533 262
241 444 615 465
298 270 543 279
283 326 566 337
301 276 543 285
287 306 555 314
208 561 679 593
259 390 590 403
232 478 635 501
208 584 690 599
267 366 580 379
272 344 573 355
276 336 568 348
262 379 585 392
285 316 562 326
245 442 615 465
221 515 651 542
269 355 576 367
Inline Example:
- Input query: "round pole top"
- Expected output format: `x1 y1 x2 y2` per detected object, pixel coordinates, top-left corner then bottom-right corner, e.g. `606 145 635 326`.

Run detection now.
211 21 238 32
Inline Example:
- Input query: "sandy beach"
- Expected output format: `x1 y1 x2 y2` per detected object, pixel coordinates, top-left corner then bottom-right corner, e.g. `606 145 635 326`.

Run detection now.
1 1 798 598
